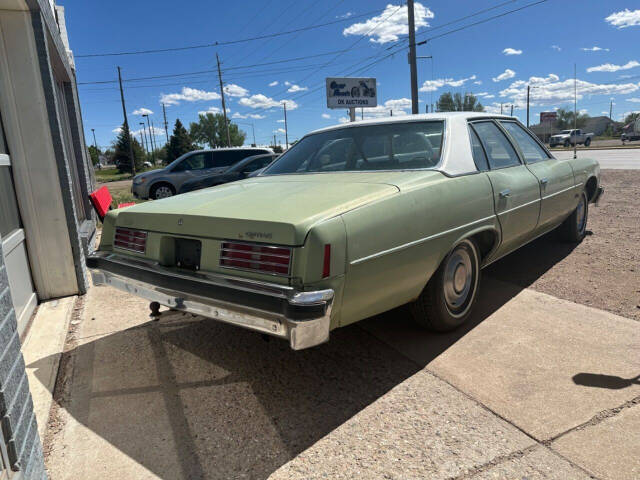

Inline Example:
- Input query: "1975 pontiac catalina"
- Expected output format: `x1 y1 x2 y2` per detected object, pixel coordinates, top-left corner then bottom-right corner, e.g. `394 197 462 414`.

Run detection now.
87 113 603 350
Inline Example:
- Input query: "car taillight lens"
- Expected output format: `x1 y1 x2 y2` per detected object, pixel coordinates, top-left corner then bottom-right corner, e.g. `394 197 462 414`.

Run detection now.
114 227 147 253
322 244 331 278
220 241 291 276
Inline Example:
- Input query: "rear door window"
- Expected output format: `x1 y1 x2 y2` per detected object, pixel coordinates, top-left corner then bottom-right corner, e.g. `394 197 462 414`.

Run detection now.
472 121 521 169
500 121 550 164
468 125 489 171
210 151 236 168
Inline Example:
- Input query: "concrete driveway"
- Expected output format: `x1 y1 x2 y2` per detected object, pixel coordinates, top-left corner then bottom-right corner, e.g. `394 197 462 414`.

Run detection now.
38 265 639 480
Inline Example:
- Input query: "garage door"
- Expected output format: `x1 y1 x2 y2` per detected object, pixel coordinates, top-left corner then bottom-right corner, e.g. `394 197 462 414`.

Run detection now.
0 117 36 334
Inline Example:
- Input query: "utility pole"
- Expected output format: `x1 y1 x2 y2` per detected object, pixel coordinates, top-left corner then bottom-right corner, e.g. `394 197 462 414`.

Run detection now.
361 108 364 120
510 104 514 116
143 114 155 164
407 0 419 115
91 128 98 151
117 66 136 176
162 103 169 143
150 118 158 151
283 102 289 149
139 122 149 158
609 100 613 120
573 63 577 160
216 53 231 147
425 104 428 113
500 103 503 115
526 85 531 127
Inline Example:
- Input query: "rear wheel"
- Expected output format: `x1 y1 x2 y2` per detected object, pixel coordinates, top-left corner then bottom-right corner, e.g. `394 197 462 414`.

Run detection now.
564 139 570 147
559 189 588 243
584 137 591 147
410 239 480 332
150 183 175 200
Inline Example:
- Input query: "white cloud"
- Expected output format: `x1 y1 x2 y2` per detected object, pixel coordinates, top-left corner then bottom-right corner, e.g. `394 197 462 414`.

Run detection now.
357 98 412 119
605 9 640 29
223 84 249 97
132 107 153 115
343 2 434 44
238 94 299 110
336 12 353 19
231 112 265 119
338 117 349 124
160 87 220 106
484 94 495 99
287 84 308 93
493 69 516 82
419 75 477 92
321 113 331 119
276 119 285 123
498 73 640 109
268 81 278 87
627 98 640 103
198 106 221 115
274 128 286 134
503 48 522 56
474 80 482 85
115 126 164 138
587 61 640 73
284 81 291 86
581 46 610 52
551 45 562 51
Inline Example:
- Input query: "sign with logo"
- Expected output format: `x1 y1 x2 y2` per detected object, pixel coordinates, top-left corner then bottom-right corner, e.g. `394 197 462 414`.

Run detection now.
326 77 377 109
540 111 557 124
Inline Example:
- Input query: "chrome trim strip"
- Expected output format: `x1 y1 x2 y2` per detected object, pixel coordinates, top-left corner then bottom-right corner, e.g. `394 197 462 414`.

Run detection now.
499 197 540 216
220 256 290 269
541 183 581 200
350 214 496 265
0 154 10 166
220 248 291 260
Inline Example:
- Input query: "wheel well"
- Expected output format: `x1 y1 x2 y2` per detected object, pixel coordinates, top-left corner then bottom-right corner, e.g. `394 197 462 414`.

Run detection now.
470 229 499 262
585 176 597 202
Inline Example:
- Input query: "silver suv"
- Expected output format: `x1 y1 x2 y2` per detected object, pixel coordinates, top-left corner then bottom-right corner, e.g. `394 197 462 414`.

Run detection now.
132 147 273 199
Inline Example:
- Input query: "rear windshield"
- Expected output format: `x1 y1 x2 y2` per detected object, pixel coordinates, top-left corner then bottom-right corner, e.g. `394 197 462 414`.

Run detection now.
263 121 444 175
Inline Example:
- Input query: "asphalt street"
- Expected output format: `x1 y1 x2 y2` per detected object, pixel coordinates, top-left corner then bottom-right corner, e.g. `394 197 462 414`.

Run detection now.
553 148 640 169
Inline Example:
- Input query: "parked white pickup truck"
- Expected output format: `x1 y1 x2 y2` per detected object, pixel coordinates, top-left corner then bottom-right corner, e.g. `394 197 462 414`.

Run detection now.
549 129 594 148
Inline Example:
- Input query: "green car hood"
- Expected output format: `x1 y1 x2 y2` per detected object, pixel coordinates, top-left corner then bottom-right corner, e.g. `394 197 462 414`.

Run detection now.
115 175 401 245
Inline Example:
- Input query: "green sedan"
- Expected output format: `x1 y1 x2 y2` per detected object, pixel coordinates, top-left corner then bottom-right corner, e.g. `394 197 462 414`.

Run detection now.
87 113 603 350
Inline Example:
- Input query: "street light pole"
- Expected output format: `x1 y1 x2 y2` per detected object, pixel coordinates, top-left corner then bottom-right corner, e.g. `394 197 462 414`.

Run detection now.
139 122 149 158
407 0 419 115
216 53 232 147
526 84 531 127
162 102 169 144
142 114 155 164
283 102 289 149
116 66 136 176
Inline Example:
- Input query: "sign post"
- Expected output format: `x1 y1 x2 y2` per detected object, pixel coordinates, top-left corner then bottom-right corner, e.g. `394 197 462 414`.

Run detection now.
326 77 377 122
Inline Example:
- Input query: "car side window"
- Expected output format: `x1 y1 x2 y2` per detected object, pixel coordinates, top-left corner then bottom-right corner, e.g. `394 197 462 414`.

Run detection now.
472 121 521 169
500 121 550 164
468 125 489 171
210 151 235 168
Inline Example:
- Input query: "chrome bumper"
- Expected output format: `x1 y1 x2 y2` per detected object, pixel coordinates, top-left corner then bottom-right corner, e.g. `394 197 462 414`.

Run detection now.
87 252 334 350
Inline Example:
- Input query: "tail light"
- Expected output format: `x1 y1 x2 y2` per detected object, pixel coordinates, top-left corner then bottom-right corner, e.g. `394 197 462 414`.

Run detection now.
220 241 291 276
114 227 147 253
322 244 331 278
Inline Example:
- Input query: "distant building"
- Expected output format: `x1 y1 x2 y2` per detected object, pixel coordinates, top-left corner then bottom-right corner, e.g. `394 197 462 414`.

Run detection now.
0 1 95 478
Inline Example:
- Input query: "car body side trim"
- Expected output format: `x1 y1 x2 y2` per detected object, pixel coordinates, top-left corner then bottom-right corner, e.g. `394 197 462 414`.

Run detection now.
541 183 582 200
499 197 541 216
350 214 496 265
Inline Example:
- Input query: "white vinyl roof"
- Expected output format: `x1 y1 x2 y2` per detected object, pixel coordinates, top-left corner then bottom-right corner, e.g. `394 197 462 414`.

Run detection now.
308 112 518 176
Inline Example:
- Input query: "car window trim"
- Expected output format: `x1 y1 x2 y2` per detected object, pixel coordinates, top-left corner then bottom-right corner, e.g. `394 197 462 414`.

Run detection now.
468 119 523 171
467 123 489 172
498 120 553 164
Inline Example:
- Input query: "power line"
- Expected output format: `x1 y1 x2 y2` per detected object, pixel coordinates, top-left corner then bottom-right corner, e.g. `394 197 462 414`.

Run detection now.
74 7 387 58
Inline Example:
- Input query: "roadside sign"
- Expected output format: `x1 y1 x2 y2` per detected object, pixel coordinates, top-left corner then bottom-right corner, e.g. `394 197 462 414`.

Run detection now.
326 78 377 109
540 111 557 123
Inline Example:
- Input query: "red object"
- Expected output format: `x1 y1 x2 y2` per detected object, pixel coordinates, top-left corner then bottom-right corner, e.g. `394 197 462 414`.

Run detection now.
89 186 112 221
114 227 147 253
220 241 291 276
117 202 136 209
322 244 331 278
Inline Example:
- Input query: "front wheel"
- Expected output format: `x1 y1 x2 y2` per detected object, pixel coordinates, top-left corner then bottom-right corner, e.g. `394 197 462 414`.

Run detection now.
410 239 481 332
150 183 175 200
559 190 588 243
584 137 591 147
564 139 570 147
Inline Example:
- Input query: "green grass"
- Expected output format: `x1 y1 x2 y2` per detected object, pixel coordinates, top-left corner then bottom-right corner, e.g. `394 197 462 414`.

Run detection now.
94 166 157 183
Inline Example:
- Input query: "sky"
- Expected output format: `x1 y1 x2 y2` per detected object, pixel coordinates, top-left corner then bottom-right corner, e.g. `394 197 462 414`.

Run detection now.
61 0 640 149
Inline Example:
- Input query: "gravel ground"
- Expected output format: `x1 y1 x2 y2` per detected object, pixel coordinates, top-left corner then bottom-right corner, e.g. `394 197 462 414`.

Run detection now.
486 169 640 321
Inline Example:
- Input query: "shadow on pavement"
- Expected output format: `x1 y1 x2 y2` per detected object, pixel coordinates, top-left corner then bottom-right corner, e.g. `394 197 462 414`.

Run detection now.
30 231 581 479
573 373 640 390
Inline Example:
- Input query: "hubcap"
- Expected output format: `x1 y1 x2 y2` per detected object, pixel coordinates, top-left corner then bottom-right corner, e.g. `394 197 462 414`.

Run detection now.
443 245 475 315
576 195 586 234
155 186 173 199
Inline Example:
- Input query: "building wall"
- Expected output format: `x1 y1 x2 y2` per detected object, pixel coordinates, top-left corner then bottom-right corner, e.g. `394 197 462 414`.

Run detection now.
0 240 46 480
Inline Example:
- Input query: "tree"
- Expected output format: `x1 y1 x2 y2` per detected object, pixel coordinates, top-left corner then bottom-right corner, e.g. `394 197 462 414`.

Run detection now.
189 113 246 148
624 112 640 125
88 145 101 166
166 119 196 163
113 123 144 174
436 92 484 112
555 108 589 130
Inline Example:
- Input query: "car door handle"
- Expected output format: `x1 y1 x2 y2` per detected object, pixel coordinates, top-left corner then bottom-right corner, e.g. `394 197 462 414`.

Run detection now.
499 189 511 198
540 178 548 185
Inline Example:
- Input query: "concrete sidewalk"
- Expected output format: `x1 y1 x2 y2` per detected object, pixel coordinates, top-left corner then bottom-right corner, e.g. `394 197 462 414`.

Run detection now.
39 277 639 479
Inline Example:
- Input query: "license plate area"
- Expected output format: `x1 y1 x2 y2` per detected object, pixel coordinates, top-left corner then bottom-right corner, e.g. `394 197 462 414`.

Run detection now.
175 238 201 271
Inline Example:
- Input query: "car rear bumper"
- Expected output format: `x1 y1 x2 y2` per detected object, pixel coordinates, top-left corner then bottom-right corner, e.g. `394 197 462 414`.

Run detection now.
86 252 334 350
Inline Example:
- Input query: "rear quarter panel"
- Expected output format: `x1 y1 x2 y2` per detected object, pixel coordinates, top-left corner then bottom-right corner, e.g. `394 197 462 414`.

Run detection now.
339 172 498 325
565 156 601 193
